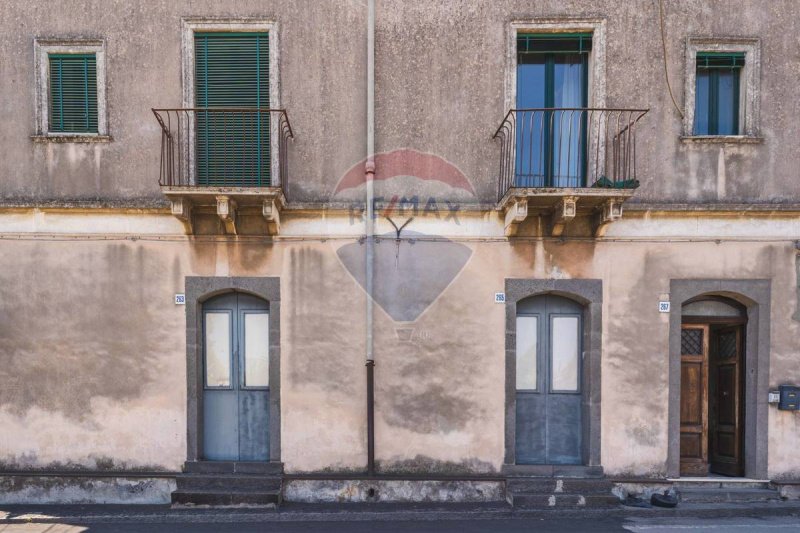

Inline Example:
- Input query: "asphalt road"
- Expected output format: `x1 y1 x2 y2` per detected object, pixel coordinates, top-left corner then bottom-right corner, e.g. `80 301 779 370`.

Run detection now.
2 516 800 533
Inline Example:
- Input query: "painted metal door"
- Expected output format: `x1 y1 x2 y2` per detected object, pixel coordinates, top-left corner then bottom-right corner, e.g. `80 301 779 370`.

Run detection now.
709 325 744 476
515 295 583 464
203 292 270 461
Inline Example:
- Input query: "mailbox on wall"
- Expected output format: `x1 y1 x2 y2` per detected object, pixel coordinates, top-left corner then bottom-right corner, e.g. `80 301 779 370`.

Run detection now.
778 385 800 411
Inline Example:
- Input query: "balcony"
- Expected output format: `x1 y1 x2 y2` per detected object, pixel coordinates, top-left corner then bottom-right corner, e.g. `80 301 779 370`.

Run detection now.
152 108 293 235
493 108 648 237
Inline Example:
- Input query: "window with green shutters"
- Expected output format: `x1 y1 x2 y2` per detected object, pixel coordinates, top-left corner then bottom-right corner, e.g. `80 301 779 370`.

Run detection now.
194 32 271 187
48 54 98 134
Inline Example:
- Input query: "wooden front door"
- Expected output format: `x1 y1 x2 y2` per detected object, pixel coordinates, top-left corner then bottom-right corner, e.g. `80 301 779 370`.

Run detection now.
709 326 744 476
680 324 709 476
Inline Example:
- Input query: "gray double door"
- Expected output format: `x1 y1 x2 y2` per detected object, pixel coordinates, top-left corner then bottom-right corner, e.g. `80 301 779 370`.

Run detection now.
203 292 270 461
515 295 583 465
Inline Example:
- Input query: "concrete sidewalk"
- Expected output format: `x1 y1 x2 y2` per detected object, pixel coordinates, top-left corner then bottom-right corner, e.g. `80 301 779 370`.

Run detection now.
1 500 800 524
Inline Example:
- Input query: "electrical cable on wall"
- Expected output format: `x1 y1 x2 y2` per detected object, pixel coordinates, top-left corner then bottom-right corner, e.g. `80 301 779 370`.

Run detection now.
659 0 685 119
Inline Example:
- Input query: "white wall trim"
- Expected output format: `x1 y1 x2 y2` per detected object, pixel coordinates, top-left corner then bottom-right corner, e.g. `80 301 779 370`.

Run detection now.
33 38 108 137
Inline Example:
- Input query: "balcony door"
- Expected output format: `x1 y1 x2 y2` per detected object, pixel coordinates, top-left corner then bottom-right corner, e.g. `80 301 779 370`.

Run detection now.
194 32 271 187
516 34 590 187
203 292 270 461
515 295 583 465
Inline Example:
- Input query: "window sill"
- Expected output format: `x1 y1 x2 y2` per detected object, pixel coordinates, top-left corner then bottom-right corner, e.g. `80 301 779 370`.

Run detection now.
679 135 763 145
31 134 113 144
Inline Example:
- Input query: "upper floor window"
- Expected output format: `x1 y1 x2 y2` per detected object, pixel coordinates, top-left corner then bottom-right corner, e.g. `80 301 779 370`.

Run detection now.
33 39 109 141
693 53 743 136
48 54 98 134
682 38 761 142
516 33 591 187
194 32 271 187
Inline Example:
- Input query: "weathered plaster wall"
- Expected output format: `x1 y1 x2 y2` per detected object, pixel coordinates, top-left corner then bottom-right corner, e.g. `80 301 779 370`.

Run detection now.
2 1 799 204
1 216 797 477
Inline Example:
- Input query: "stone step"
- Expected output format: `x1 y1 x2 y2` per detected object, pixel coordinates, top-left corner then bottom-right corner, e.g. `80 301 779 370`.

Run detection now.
677 487 781 503
183 461 283 475
511 492 620 508
171 489 280 506
507 478 614 494
176 474 282 492
672 480 771 490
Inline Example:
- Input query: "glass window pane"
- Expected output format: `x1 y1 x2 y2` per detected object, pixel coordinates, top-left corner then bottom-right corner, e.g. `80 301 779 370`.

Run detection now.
516 58 547 187
244 313 270 387
552 316 579 391
717 69 739 135
694 69 710 135
553 55 585 186
205 312 231 387
516 316 538 390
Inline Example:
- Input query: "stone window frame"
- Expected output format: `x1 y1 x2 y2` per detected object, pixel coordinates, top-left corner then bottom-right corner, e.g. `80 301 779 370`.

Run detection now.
185 276 282 464
503 279 603 476
504 17 607 114
667 279 770 480
180 18 282 186
32 38 111 143
681 37 762 144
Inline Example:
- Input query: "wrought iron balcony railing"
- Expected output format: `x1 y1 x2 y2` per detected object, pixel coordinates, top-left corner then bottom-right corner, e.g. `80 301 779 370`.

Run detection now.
493 108 649 201
152 108 293 191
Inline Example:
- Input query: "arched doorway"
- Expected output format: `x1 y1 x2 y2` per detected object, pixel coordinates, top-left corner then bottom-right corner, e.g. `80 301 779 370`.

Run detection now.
515 294 584 465
679 296 746 476
202 291 271 461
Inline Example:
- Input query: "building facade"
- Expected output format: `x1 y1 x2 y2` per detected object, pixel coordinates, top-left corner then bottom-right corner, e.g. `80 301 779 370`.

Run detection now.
1 0 799 504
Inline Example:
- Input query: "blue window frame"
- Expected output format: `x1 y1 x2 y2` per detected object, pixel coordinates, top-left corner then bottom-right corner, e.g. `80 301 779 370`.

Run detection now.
694 53 743 136
516 34 590 187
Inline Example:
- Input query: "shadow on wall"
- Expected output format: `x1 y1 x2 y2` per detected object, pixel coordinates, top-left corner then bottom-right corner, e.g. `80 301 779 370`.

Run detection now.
0 243 175 421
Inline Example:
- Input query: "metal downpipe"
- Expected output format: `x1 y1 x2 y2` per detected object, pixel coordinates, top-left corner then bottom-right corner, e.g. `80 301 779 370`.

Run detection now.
365 0 376 476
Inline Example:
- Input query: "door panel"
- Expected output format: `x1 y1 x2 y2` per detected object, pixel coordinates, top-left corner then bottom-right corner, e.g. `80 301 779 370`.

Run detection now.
516 295 583 465
515 394 547 464
546 394 582 464
202 292 270 462
709 326 743 476
203 390 239 461
680 324 709 476
238 390 269 461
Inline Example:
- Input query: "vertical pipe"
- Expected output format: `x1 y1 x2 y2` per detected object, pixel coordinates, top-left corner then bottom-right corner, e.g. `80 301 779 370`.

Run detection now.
365 0 376 476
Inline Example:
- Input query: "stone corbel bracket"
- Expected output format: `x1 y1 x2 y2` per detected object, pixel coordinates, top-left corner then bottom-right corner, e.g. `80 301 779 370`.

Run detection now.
551 196 578 237
216 195 238 235
504 196 528 237
262 197 281 235
594 197 624 237
170 197 193 235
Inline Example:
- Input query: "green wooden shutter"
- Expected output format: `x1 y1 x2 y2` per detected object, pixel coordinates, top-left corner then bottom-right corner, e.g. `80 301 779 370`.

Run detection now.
195 33 271 187
48 54 98 133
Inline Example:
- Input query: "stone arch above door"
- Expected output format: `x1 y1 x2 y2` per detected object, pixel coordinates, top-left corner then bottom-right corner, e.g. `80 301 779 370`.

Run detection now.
668 280 771 479
504 279 603 473
185 277 281 464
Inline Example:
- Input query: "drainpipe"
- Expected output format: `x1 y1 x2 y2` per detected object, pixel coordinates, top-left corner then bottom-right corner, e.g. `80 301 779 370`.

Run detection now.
365 0 376 476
